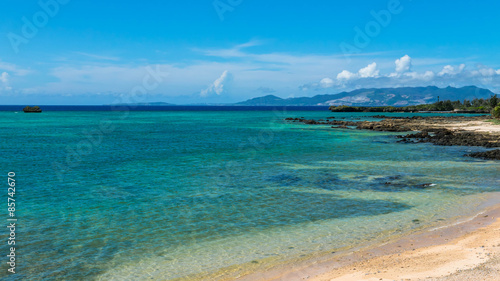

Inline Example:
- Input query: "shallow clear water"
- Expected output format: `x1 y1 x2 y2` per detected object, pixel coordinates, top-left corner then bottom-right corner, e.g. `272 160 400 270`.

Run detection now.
0 110 498 280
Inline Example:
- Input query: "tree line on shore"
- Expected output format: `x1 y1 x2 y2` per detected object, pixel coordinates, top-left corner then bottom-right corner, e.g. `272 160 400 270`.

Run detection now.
330 94 500 118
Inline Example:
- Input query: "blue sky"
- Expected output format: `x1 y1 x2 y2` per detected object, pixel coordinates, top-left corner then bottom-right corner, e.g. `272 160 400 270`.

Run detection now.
1 0 500 104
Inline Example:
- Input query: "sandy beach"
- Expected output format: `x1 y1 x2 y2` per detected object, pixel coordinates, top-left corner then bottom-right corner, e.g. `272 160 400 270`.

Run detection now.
409 117 500 134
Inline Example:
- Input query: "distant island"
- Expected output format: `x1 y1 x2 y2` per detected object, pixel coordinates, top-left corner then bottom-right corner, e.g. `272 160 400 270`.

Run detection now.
236 86 495 107
23 106 42 113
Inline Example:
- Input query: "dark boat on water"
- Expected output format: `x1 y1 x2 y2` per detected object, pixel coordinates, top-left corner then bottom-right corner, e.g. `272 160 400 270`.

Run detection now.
23 106 42 113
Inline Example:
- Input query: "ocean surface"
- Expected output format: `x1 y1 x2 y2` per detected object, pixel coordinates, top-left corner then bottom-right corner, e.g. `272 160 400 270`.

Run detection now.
0 107 498 280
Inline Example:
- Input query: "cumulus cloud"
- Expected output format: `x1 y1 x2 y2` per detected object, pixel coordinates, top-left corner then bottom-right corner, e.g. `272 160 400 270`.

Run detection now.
337 70 357 81
336 62 379 82
388 55 413 77
438 64 465 76
395 55 412 73
358 62 379 78
320 77 334 88
201 70 231 97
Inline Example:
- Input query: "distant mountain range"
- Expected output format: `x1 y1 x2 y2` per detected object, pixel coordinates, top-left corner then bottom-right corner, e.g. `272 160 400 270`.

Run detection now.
235 86 495 106
112 102 176 106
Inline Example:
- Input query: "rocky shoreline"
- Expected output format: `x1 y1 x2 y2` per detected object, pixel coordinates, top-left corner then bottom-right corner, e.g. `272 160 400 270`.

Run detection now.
286 116 500 160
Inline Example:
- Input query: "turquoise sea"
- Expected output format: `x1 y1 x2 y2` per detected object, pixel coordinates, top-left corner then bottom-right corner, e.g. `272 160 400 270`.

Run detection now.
1 108 499 280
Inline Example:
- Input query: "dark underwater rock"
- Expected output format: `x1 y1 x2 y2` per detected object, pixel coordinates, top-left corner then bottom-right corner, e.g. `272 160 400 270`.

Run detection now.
466 149 500 160
303 119 319 125
397 129 500 148
267 174 302 186
371 175 437 191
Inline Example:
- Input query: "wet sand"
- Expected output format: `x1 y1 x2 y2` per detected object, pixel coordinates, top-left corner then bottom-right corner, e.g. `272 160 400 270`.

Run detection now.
236 194 500 281
311 205 500 281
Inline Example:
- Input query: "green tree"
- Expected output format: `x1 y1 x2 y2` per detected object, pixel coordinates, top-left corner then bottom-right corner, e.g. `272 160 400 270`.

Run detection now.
492 105 500 119
490 94 499 108
443 100 454 111
451 100 462 109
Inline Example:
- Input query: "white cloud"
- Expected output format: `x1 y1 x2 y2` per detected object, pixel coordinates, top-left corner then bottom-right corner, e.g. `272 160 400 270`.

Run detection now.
395 55 412 73
201 70 230 97
404 70 435 81
422 70 435 80
0 72 11 91
0 61 31 76
438 64 465 76
471 66 498 77
337 70 357 81
73 52 120 61
320 77 334 88
438 65 455 76
358 62 379 78
336 62 379 83
0 72 9 83
197 39 265 58
235 39 264 49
